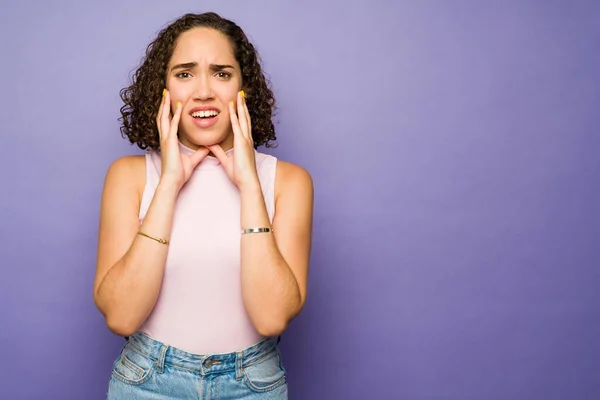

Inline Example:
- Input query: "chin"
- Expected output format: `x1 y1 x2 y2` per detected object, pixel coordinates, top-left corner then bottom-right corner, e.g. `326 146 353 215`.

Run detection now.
182 128 229 147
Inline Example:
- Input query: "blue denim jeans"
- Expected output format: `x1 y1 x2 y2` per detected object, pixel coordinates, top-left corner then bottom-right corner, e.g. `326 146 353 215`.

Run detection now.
107 331 288 399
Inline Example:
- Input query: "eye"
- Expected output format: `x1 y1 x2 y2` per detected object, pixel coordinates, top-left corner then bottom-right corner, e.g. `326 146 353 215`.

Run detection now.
176 72 191 79
216 72 232 79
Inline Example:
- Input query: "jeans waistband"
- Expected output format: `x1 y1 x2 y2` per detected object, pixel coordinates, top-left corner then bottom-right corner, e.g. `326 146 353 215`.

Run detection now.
124 331 278 377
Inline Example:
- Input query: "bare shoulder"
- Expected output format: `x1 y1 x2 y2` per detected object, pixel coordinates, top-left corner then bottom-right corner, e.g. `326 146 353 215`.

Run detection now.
100 155 146 219
105 155 146 181
275 160 313 199
103 155 146 197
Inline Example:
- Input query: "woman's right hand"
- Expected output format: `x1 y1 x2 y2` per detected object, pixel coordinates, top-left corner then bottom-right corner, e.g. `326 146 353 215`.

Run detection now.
156 89 210 190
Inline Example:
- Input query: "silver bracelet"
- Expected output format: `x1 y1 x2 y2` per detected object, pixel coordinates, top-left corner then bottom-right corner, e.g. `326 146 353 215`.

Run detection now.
241 227 272 235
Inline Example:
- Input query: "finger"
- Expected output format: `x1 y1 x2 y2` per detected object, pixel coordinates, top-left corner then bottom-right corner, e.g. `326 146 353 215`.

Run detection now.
207 144 230 166
242 91 252 141
189 147 211 167
237 91 249 140
156 88 166 136
161 90 172 140
169 100 183 139
229 101 244 139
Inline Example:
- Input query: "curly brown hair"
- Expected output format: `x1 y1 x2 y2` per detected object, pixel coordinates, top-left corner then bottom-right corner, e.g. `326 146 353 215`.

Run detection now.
119 12 277 150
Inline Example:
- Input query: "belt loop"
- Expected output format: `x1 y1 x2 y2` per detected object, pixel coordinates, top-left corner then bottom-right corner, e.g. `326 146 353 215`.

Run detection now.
235 350 243 381
155 343 169 374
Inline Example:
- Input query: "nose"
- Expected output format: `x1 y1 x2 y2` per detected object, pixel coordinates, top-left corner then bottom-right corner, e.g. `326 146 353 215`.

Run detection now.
192 73 214 101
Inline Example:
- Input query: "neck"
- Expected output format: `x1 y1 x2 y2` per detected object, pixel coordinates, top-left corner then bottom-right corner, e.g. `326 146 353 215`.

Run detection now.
179 133 234 153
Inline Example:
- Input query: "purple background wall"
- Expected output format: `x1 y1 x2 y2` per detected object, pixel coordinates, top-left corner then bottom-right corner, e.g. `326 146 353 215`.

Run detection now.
1 1 599 399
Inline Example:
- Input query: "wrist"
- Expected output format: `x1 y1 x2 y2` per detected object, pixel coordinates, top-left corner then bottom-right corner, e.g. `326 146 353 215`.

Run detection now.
238 175 261 194
156 179 181 196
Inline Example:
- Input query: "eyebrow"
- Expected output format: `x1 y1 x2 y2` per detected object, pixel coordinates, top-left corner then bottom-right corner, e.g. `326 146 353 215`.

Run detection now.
170 62 235 72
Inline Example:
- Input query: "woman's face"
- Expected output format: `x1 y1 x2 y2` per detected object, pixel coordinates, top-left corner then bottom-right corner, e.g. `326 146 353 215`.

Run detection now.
166 27 242 150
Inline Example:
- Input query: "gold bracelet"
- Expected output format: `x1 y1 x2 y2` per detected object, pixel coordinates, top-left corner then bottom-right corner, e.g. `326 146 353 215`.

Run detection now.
137 231 169 245
241 227 272 235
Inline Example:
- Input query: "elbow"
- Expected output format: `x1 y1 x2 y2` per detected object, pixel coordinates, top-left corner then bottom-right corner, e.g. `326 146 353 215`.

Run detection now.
255 314 291 338
106 315 139 337
256 321 288 338
256 296 305 337
94 291 141 337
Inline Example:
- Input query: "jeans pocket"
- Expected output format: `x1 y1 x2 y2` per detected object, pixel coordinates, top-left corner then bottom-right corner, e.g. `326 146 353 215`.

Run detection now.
111 346 155 386
242 348 287 393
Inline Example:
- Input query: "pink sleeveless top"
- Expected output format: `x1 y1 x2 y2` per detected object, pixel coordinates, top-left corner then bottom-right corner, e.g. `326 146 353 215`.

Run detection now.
138 141 277 355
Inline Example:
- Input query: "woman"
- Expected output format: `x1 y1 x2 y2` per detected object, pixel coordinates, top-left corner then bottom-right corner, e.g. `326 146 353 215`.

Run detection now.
93 12 313 399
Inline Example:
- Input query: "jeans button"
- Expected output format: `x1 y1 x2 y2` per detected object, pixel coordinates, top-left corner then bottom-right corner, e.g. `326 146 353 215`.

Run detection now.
204 359 213 368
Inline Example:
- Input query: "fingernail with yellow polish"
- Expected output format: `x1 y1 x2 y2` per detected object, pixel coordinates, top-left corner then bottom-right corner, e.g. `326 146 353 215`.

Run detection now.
176 101 181 108
162 88 166 97
240 90 245 98
230 100 235 107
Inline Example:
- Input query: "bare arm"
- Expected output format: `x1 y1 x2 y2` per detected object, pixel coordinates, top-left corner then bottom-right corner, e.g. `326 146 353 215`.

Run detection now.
209 92 314 337
93 156 179 336
240 162 314 337
93 90 208 336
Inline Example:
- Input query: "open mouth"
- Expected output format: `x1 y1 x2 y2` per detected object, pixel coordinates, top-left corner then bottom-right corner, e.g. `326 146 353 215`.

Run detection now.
191 110 219 119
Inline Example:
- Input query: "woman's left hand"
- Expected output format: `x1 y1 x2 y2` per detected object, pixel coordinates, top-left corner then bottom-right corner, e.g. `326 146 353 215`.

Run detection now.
208 91 258 189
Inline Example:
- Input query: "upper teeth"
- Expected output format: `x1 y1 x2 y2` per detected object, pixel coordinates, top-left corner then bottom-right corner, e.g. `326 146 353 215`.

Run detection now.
192 110 218 118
